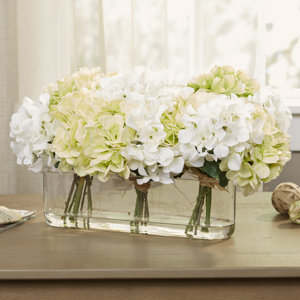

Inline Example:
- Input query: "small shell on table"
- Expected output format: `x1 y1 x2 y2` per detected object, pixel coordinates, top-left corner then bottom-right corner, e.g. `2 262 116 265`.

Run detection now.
271 182 300 215
289 201 300 224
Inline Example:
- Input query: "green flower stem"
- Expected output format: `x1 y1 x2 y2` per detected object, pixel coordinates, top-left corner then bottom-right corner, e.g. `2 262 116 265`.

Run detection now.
134 189 149 221
144 191 149 220
62 174 94 228
185 183 212 236
205 187 212 227
87 177 93 214
185 184 206 235
72 177 86 215
64 174 78 213
80 180 88 212
63 174 78 225
67 179 79 214
134 190 140 218
131 183 150 233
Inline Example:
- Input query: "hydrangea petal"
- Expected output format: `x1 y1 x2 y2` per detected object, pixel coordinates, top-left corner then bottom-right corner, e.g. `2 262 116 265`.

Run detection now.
228 153 241 171
214 144 229 158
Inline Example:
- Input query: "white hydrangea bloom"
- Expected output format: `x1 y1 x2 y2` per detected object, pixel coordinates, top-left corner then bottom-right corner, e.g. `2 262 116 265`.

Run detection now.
9 66 290 194
104 66 193 184
10 93 55 172
217 90 291 195
251 87 292 134
178 92 255 170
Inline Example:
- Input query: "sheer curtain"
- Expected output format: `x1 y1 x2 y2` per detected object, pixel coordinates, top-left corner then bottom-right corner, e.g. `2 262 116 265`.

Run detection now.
1 0 107 193
0 0 261 194
0 0 18 194
1 0 295 194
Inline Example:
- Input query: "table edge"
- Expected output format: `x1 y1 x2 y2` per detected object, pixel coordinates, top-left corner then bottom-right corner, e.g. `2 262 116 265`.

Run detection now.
0 267 299 280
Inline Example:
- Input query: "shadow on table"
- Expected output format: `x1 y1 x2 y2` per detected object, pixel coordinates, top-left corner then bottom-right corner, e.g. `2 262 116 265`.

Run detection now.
255 213 288 223
255 212 300 229
277 221 300 230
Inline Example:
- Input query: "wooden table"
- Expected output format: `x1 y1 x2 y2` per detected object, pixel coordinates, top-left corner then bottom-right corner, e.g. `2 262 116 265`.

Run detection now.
1 193 300 299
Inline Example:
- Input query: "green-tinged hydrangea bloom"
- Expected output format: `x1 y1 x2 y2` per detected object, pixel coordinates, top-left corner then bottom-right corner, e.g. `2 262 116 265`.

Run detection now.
46 68 136 182
188 65 260 97
219 102 291 196
221 131 290 196
160 97 186 146
45 67 104 107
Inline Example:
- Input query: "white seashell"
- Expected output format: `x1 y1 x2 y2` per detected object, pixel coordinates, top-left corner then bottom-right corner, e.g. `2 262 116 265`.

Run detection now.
271 182 300 215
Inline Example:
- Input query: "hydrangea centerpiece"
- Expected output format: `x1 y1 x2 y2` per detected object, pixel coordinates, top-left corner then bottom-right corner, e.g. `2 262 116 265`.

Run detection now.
10 65 291 237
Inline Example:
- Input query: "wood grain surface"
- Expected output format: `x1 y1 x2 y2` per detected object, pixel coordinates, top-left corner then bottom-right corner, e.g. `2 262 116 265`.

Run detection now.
0 193 299 280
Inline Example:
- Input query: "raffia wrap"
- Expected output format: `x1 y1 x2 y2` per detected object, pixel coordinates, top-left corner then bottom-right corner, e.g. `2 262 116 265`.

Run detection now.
130 176 151 193
187 167 226 190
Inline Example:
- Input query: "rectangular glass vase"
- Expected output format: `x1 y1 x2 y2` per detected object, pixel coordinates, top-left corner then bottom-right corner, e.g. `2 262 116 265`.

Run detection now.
43 171 236 240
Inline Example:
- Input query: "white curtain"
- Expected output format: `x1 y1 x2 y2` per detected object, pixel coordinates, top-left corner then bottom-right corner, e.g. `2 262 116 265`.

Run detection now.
0 0 273 194
1 0 108 193
0 0 18 194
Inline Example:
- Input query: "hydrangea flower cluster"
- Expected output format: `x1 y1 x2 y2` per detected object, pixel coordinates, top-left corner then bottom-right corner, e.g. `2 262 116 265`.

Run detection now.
10 65 291 195
99 67 193 184
46 67 135 182
10 94 56 172
189 65 260 97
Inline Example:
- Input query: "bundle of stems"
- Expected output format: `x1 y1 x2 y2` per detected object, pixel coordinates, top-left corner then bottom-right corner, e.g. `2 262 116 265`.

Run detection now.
185 167 225 236
63 173 93 229
185 184 212 235
130 179 151 233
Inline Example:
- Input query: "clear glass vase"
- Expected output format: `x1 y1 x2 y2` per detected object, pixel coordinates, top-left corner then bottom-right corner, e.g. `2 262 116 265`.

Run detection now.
43 171 236 240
